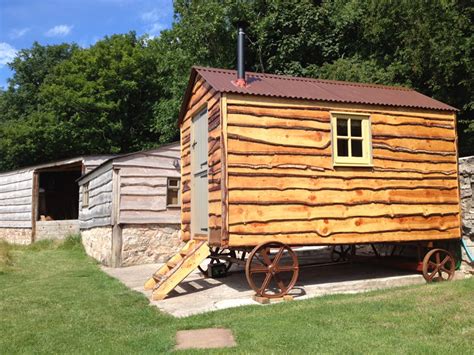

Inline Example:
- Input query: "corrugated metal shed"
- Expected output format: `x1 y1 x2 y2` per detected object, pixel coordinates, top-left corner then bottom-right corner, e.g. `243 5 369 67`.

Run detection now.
179 66 457 122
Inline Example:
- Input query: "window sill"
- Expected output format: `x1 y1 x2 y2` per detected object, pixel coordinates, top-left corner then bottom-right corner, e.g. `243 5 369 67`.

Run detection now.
167 205 181 208
333 163 374 168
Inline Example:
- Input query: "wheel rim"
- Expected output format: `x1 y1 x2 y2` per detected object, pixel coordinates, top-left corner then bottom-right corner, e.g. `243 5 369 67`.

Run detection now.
245 242 299 298
198 248 236 275
422 248 455 282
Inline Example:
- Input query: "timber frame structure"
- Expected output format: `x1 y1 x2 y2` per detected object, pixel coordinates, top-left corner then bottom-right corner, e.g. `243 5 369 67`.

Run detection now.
146 66 462 300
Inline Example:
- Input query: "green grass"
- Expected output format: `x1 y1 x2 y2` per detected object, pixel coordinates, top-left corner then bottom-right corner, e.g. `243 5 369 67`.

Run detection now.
0 238 473 354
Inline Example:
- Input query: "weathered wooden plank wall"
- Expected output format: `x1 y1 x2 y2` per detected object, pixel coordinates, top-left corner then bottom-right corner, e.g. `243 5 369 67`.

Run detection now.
180 76 222 242
0 169 33 228
79 169 113 229
117 144 180 224
225 95 460 247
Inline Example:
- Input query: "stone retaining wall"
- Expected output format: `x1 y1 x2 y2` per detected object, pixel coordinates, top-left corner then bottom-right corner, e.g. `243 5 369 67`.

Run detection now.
121 224 183 266
0 228 31 245
36 220 80 241
459 156 474 274
81 227 113 266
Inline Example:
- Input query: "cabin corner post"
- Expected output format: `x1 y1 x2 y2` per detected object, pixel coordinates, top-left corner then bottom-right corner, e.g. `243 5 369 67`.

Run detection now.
221 94 230 247
453 111 463 238
31 171 39 243
111 167 122 267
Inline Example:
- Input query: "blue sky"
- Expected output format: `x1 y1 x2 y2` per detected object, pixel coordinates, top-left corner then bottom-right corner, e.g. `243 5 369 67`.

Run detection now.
0 0 174 88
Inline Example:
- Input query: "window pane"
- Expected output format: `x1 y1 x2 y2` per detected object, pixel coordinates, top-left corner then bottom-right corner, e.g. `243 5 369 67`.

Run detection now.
337 138 349 157
337 119 348 136
167 189 179 206
168 178 179 187
351 139 363 157
351 119 362 137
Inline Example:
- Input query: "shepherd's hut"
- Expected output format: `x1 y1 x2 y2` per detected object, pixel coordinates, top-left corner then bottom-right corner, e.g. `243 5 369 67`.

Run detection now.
145 25 462 301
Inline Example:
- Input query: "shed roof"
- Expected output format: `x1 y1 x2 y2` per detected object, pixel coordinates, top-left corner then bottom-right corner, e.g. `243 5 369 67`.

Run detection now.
179 66 457 123
77 141 180 184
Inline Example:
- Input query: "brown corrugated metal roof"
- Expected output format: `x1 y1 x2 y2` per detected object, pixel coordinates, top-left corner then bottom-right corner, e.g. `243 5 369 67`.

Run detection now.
178 66 456 123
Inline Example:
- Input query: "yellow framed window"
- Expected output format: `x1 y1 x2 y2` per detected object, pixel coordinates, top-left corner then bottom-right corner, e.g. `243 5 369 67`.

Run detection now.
331 112 372 166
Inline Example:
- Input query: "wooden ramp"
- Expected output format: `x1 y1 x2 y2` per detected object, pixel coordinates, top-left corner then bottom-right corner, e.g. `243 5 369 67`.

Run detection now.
144 240 210 301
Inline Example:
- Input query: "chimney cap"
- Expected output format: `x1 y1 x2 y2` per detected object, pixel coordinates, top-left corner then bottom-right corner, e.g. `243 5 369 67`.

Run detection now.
234 20 249 28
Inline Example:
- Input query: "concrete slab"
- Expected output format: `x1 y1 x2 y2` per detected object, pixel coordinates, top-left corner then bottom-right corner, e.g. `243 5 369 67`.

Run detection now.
175 328 236 350
101 249 465 318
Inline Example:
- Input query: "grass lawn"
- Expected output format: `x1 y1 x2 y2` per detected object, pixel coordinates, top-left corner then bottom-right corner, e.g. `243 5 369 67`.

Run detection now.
1 238 473 354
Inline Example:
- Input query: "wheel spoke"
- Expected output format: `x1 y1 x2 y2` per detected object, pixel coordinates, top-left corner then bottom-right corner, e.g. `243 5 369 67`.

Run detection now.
250 265 268 274
258 273 273 295
435 252 441 264
273 274 288 293
277 265 297 272
428 268 439 281
272 246 285 266
440 256 450 267
260 247 273 266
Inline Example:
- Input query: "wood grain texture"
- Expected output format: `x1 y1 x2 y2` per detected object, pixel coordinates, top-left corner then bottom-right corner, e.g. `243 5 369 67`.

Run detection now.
0 169 33 228
224 94 460 246
180 76 222 242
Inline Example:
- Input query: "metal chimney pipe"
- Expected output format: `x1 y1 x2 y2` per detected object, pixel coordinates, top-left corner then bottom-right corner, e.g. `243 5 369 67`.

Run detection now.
234 21 247 87
237 22 246 81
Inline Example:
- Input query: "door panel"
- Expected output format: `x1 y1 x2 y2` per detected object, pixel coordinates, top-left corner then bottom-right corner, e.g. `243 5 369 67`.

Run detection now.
191 109 209 236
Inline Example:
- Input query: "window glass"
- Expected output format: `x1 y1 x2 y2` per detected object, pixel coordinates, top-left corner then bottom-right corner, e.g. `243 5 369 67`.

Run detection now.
337 138 349 157
167 178 180 207
82 182 89 208
351 139 363 157
351 119 362 137
337 119 348 136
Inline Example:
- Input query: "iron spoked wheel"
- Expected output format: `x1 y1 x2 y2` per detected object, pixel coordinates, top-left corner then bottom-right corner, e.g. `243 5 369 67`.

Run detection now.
198 247 236 275
331 245 351 262
422 248 456 282
245 242 299 298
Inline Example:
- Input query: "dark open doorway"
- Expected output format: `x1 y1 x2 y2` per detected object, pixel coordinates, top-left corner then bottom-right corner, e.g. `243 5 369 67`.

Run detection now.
37 167 82 220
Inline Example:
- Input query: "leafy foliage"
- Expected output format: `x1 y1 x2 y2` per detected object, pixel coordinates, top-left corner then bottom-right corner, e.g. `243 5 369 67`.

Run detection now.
0 0 473 170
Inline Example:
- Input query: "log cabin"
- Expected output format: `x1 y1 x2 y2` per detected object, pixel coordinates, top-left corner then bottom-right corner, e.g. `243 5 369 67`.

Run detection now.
0 156 112 244
77 142 182 267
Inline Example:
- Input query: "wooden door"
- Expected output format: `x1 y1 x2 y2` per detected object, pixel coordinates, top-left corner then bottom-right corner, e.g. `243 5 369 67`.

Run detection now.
191 109 209 237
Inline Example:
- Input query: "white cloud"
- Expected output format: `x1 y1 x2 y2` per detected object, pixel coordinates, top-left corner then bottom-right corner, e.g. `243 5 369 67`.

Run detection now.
9 28 30 39
0 42 17 66
147 23 166 36
45 24 73 37
141 8 168 37
141 9 160 23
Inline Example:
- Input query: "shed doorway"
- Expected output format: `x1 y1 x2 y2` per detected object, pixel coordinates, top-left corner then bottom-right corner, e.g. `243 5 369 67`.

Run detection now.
191 109 209 238
37 169 81 220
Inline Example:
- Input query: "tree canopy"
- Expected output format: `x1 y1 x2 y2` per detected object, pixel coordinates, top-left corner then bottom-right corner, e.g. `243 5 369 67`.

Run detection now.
0 0 472 170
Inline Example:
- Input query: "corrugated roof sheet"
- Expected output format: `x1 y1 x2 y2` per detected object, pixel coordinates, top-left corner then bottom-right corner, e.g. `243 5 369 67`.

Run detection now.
192 66 457 112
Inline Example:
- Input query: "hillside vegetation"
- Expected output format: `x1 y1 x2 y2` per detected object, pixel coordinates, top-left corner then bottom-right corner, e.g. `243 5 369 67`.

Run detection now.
0 0 472 170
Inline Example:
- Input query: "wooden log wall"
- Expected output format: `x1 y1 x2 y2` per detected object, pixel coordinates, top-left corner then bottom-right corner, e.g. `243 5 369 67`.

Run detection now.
79 169 113 229
0 169 34 228
180 76 222 242
116 144 180 225
225 95 461 247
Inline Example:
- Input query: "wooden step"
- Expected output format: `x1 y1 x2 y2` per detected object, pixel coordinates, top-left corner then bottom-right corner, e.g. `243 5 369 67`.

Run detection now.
144 240 210 301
